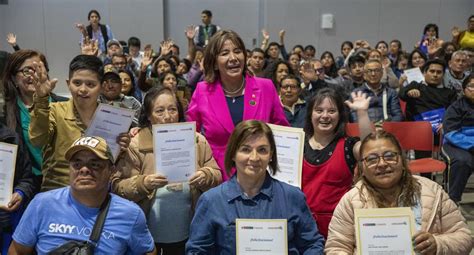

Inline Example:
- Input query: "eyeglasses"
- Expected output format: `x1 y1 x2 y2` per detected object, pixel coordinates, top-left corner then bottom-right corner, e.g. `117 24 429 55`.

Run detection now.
365 69 382 74
17 66 35 77
70 160 108 172
281 85 300 91
362 151 399 168
154 107 178 117
315 67 325 74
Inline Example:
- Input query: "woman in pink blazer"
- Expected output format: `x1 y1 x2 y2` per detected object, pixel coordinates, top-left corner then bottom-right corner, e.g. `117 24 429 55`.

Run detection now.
187 30 289 180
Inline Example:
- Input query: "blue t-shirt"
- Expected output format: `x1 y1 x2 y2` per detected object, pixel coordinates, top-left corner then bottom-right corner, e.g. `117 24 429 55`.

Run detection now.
12 187 154 255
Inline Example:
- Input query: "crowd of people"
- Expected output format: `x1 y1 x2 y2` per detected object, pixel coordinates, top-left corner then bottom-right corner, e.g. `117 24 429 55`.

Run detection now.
0 7 473 255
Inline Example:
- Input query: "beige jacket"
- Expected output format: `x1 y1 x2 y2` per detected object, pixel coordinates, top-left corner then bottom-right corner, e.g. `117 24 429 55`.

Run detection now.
111 127 221 214
325 176 473 255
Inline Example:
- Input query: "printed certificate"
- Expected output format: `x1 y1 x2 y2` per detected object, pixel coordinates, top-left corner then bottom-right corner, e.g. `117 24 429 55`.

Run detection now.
355 207 415 255
236 219 287 255
86 104 134 161
268 124 304 188
404 67 425 84
0 142 17 207
152 122 196 183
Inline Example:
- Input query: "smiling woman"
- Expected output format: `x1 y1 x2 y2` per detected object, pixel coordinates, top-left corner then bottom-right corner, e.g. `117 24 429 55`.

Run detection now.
186 120 325 254
187 30 289 181
325 130 473 254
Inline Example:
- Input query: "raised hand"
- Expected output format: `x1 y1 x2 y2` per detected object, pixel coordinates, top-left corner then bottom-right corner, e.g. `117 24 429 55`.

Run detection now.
141 47 153 72
81 36 99 56
451 26 460 38
262 29 270 40
345 91 371 111
197 58 204 72
6 33 17 46
185 25 197 40
75 23 87 36
279 29 286 39
160 39 174 56
301 62 316 81
32 61 58 98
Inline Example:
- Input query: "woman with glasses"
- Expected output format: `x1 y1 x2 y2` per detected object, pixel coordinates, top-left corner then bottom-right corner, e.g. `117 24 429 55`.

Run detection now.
280 74 306 128
112 87 221 255
302 88 372 239
325 130 472 254
1 50 67 187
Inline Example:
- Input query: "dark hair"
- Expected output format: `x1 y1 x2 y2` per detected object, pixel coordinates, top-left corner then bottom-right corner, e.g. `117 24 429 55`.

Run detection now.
111 53 126 62
118 68 137 97
180 58 192 73
390 39 402 50
224 120 279 176
375 41 388 49
152 57 176 77
266 60 293 89
340 41 354 55
423 23 439 38
348 55 366 67
88 10 101 20
171 44 180 55
408 48 427 68
1 50 49 130
304 87 347 139
320 51 338 78
265 42 281 59
128 37 141 48
69 55 104 81
280 74 301 87
422 58 446 73
158 71 178 88
462 73 474 90
202 9 212 17
304 45 315 52
356 130 420 208
169 55 180 67
251 48 265 55
138 87 185 128
203 30 247 83
293 45 304 52
395 51 410 68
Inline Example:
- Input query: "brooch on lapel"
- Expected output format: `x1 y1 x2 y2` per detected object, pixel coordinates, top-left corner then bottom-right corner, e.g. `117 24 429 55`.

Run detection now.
250 94 256 106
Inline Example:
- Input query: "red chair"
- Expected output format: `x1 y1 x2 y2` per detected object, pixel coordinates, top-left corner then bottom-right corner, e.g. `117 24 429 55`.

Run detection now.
382 121 446 175
345 123 361 137
399 99 407 118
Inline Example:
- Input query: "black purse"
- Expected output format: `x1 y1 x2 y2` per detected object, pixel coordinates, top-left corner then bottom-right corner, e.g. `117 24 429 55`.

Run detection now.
48 195 111 255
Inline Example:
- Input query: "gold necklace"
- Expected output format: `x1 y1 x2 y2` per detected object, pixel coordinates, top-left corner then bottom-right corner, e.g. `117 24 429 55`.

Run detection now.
222 77 245 95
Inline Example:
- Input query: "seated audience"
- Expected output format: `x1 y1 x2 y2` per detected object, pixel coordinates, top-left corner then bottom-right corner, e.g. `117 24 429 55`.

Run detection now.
186 120 325 254
113 88 221 254
442 74 474 203
28 55 129 191
350 59 403 123
280 74 307 128
10 136 156 254
325 130 472 254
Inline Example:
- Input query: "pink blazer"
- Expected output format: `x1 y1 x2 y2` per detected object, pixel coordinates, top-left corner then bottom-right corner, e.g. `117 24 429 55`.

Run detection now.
187 75 290 180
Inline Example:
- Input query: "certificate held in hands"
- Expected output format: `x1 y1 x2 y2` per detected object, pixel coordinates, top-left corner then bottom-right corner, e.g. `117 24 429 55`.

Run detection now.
236 219 288 255
268 124 304 188
86 104 135 161
355 207 416 255
0 142 17 207
152 122 196 183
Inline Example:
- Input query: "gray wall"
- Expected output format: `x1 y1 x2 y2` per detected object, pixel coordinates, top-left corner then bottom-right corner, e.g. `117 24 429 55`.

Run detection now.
1 0 473 95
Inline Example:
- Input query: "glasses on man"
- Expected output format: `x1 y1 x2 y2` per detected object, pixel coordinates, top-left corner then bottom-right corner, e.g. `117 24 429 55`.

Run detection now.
17 66 35 77
315 67 325 74
364 68 382 74
281 84 300 91
70 160 108 172
362 151 399 168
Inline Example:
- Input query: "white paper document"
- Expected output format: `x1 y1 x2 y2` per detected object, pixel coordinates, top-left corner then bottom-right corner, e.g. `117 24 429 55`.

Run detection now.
0 142 17 207
236 219 288 255
268 124 304 188
153 122 196 183
86 104 134 161
355 207 415 255
404 67 425 84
